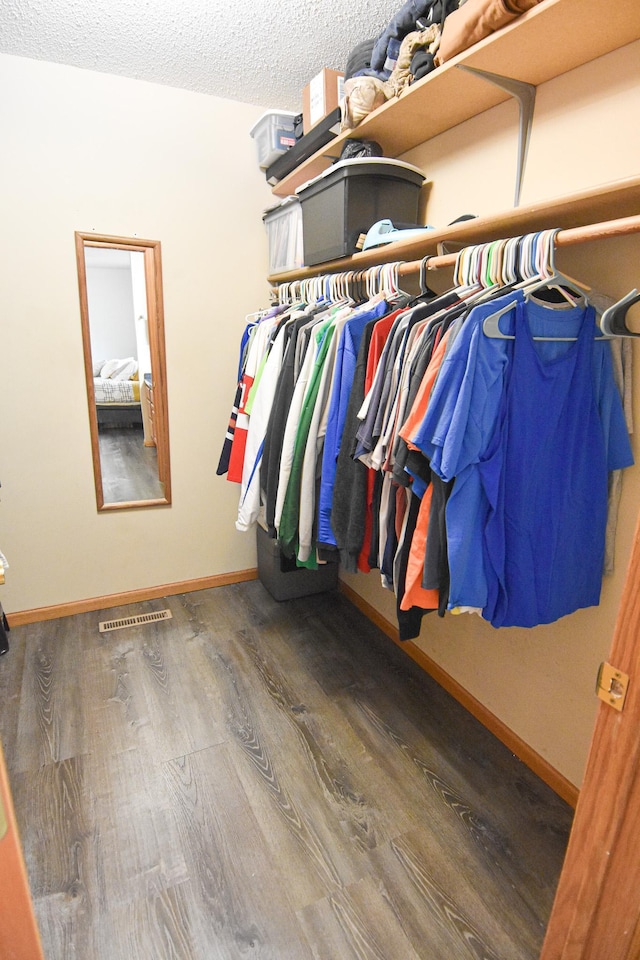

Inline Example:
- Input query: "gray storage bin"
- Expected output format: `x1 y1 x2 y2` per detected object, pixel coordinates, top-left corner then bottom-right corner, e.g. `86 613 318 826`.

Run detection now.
257 524 338 601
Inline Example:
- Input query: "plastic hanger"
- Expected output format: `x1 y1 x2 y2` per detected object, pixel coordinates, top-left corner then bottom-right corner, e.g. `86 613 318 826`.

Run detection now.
419 256 438 299
381 261 411 301
453 244 486 295
330 272 347 305
481 299 521 339
482 292 609 341
350 270 367 303
400 256 438 308
481 296 605 340
485 239 505 287
481 228 606 340
520 229 589 307
600 288 640 337
501 236 521 285
365 265 381 299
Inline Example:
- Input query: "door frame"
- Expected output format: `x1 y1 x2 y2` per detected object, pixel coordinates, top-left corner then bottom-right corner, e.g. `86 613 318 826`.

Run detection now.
0 741 44 960
540 512 640 958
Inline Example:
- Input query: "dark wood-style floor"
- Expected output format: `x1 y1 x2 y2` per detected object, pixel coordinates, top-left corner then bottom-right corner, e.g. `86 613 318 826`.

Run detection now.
0 581 573 959
98 425 164 503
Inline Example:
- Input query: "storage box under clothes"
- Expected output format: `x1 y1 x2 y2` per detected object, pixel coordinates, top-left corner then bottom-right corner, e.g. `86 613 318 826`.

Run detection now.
296 157 426 266
250 110 298 170
262 196 304 274
256 524 338 601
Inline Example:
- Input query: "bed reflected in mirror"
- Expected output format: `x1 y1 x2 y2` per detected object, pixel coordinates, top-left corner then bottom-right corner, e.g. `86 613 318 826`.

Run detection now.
75 232 171 511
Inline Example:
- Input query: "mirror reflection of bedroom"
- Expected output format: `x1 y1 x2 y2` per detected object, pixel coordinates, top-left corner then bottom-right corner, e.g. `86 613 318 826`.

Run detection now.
76 236 171 510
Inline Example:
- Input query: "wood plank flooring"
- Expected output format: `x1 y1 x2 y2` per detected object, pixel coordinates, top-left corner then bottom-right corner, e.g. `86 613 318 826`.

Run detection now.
0 581 573 959
98 426 164 503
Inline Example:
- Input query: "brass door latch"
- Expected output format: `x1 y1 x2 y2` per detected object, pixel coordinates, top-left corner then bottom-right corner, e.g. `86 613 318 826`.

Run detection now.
596 662 630 712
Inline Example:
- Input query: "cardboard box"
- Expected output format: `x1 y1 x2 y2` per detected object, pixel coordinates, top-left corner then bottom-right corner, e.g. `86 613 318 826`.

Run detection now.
302 68 345 134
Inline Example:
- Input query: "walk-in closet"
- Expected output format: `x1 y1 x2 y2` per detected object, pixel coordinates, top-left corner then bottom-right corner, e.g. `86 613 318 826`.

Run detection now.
1 0 640 957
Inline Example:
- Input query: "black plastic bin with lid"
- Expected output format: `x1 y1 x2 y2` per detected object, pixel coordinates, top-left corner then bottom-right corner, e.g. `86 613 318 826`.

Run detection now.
296 157 426 267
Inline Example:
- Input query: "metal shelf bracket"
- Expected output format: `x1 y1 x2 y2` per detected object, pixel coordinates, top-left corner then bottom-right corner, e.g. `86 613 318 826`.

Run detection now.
456 65 536 207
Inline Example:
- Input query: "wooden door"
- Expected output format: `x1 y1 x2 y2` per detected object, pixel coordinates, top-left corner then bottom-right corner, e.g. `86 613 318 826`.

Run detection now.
0 742 44 960
540 511 640 959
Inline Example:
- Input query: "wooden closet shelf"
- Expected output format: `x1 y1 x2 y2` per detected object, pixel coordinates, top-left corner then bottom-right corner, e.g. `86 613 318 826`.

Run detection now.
268 175 640 284
271 0 640 198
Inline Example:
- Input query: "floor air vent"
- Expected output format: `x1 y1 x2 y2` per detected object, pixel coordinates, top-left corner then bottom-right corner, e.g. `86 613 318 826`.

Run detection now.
98 609 173 633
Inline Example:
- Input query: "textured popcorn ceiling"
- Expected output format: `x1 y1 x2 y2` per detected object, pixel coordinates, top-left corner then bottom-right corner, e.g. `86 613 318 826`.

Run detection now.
0 0 399 109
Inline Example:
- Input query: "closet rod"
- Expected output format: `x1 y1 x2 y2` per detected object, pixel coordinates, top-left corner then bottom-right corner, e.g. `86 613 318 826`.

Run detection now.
273 212 640 287
394 212 640 278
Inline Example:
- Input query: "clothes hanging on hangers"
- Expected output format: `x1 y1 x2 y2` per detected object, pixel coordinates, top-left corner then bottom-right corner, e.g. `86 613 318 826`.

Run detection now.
397 293 633 631
261 305 330 533
316 297 391 554
217 304 287 481
487 300 619 626
219 280 400 542
216 312 262 477
219 240 634 638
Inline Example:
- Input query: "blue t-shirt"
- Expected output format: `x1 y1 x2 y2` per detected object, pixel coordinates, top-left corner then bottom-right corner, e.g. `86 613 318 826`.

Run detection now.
408 293 633 623
484 300 633 627
409 291 521 609
317 299 389 548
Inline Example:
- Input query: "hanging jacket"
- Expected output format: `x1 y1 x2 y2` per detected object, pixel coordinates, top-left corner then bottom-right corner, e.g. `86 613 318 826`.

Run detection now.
235 320 288 532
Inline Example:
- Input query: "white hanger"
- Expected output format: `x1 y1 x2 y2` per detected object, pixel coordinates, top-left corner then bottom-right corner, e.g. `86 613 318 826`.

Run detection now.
481 229 607 340
520 229 589 306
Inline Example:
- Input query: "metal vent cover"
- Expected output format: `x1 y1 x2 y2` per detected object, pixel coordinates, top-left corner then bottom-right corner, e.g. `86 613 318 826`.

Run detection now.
98 609 173 633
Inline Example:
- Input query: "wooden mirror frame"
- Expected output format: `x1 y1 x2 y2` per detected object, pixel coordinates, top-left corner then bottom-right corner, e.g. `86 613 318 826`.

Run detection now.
75 232 171 511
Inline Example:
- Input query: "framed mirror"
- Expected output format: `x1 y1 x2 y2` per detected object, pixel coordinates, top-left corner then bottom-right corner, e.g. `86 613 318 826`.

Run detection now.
75 232 171 511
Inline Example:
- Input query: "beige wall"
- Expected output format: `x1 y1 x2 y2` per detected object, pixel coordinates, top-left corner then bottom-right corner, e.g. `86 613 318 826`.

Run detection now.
342 40 640 788
406 41 640 224
2 43 639 790
0 54 273 612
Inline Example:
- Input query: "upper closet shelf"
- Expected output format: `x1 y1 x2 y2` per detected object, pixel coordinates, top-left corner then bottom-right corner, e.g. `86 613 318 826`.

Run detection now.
268 175 640 284
272 0 640 198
